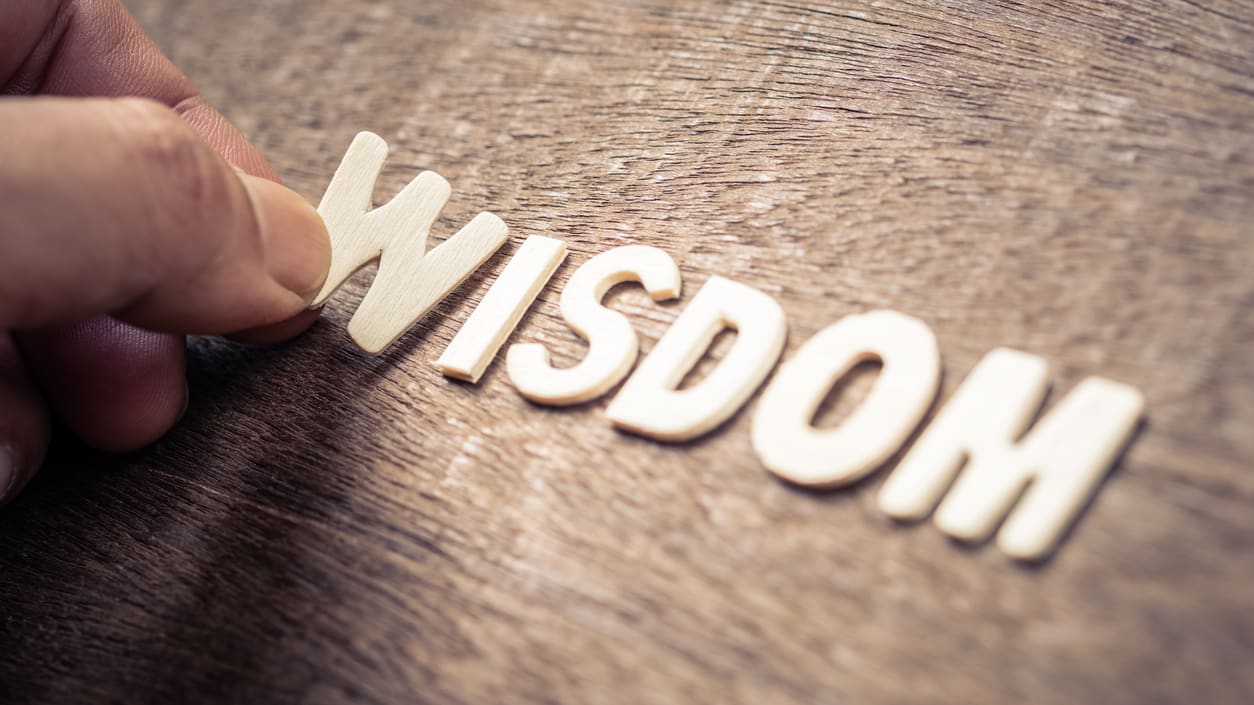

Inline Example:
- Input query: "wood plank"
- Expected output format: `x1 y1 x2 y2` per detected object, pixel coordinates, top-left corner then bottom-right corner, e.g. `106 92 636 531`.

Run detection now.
1 1 1251 702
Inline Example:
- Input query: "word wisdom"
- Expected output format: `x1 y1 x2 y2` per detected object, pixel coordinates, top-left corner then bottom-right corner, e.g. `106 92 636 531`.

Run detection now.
314 132 1145 562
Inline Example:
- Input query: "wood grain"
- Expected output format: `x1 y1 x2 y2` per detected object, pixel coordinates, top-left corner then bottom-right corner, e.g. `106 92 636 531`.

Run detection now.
2 1 1252 703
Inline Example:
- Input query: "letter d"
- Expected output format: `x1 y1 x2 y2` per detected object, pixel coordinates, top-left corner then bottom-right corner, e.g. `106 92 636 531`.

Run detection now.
607 276 787 441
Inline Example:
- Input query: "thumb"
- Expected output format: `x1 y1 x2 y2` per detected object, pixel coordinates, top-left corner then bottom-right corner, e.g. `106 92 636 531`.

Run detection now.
0 96 331 335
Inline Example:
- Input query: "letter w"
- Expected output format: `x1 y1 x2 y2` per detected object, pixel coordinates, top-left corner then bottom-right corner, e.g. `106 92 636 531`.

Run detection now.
311 132 508 353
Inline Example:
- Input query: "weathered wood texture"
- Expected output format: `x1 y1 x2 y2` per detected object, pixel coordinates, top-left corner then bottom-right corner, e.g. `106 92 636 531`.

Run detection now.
2 1 1252 703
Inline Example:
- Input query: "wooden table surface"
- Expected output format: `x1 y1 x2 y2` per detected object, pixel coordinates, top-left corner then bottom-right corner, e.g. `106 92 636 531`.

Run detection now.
2 1 1252 703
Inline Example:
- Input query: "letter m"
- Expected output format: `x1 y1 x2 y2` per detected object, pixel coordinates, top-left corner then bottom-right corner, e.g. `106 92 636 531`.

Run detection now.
311 132 508 353
878 348 1145 560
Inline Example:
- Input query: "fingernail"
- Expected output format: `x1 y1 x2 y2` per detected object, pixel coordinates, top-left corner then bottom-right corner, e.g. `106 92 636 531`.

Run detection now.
176 382 190 424
0 445 15 503
242 174 333 303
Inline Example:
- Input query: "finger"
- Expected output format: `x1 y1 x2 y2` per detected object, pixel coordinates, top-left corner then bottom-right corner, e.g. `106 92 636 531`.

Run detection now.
0 332 51 505
227 308 326 346
2 0 277 179
16 318 186 454
0 96 330 336
4 0 326 343
1 0 323 465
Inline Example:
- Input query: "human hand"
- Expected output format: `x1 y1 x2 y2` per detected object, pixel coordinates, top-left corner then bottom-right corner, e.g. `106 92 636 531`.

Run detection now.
0 1 332 504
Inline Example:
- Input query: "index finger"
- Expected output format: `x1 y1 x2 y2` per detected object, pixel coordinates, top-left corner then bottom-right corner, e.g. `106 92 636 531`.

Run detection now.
2 0 276 178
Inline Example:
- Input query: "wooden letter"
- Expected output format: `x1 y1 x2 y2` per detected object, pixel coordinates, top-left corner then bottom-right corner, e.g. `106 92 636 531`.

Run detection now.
312 131 509 354
506 245 681 405
877 347 1145 560
607 276 786 441
752 310 940 487
437 235 567 383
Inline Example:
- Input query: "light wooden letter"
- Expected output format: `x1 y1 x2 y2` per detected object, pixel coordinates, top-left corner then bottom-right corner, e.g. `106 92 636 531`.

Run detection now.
437 235 567 383
312 131 509 354
877 347 1145 560
506 245 681 405
607 276 786 441
752 310 940 487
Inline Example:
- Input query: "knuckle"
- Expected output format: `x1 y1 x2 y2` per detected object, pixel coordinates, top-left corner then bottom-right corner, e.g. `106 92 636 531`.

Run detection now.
115 98 229 229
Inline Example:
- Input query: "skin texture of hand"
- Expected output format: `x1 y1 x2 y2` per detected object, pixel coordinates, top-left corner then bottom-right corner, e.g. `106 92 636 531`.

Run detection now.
0 0 333 504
